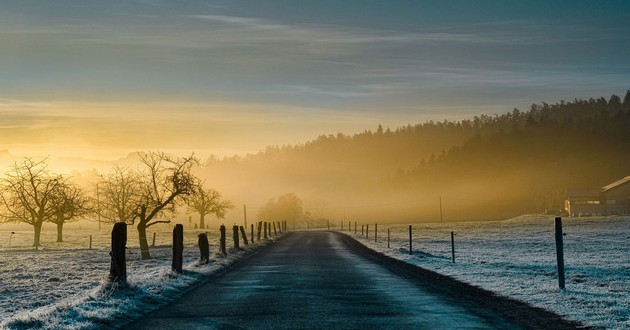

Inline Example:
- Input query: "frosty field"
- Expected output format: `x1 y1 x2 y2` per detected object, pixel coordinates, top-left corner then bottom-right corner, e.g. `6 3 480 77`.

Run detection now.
0 224 267 329
349 216 629 330
0 217 627 329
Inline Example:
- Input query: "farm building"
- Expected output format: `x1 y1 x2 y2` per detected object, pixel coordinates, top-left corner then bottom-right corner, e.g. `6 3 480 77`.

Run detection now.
565 176 630 216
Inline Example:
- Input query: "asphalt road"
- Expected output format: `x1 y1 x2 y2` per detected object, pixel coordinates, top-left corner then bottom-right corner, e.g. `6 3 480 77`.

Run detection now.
124 231 555 329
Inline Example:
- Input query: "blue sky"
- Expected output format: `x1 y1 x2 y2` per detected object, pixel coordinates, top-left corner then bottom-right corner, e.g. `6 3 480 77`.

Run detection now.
1 0 629 158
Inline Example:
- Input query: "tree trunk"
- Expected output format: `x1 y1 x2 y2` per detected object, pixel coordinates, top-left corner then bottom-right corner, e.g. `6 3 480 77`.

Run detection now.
34 221 43 247
138 222 151 259
56 222 64 242
199 213 205 230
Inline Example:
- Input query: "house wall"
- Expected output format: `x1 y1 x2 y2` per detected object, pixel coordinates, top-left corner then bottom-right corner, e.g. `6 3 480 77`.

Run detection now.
567 202 605 217
603 183 630 215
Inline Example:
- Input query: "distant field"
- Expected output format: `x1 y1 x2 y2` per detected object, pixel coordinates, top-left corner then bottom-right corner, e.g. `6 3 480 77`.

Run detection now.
350 216 629 330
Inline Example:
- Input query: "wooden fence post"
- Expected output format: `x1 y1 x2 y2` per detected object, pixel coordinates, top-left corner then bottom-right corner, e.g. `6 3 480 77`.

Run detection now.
233 225 240 249
555 217 566 289
341 221 344 230
257 222 262 241
172 224 184 274
152 232 156 247
361 225 364 236
355 221 357 234
198 233 209 264
220 224 227 255
409 225 413 255
277 221 282 233
327 220 330 230
366 224 369 238
375 224 378 242
240 226 249 245
451 231 455 263
387 228 390 248
109 222 127 283
264 222 268 239
251 224 254 243
273 222 277 236
89 235 92 250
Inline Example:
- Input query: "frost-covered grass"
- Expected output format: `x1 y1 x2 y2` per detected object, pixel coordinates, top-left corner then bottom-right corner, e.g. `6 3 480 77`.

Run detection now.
348 215 629 330
0 225 271 329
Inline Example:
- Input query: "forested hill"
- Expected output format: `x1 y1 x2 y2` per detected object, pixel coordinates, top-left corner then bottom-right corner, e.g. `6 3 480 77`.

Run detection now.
202 91 630 222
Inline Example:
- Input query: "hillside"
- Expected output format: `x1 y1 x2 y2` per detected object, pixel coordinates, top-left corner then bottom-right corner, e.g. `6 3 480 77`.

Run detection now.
200 91 630 223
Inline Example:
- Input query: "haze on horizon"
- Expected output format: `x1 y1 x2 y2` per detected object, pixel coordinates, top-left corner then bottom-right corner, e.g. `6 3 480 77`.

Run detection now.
2 0 629 160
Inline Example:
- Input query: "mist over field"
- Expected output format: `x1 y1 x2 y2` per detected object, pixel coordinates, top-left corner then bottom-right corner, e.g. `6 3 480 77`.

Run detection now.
0 92 628 229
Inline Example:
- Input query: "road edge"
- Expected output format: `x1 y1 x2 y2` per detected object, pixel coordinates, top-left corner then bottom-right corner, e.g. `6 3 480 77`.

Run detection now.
334 231 596 330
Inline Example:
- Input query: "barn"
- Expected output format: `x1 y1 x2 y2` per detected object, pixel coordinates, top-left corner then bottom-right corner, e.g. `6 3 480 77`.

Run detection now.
565 176 630 216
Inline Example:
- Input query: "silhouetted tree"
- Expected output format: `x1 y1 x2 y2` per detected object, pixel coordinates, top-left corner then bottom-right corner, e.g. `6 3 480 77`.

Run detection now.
96 165 142 225
134 151 198 259
49 179 90 242
0 158 61 247
188 182 233 229
622 90 630 111
609 94 622 113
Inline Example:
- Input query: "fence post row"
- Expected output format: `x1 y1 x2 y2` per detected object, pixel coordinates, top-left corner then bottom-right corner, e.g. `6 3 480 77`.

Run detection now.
172 224 184 274
198 233 210 264
109 222 127 283
554 217 566 289
220 224 227 255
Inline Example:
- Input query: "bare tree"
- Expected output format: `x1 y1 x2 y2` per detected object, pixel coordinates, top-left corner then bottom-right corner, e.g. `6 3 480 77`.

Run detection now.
0 158 61 247
135 151 198 259
96 166 142 225
97 152 198 259
188 181 234 229
49 179 90 242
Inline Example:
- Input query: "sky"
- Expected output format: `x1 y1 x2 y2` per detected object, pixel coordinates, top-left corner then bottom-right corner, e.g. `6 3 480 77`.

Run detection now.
1 0 630 159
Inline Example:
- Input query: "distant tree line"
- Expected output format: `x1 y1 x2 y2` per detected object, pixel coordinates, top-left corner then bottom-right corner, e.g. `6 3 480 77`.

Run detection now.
202 90 630 221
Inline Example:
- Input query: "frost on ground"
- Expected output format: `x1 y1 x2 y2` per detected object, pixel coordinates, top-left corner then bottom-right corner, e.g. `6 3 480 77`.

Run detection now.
348 215 629 330
0 227 273 329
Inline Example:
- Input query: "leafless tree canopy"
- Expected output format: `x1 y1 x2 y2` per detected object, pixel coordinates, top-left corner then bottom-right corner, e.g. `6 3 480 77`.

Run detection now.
0 158 61 247
188 181 234 228
49 178 90 242
96 165 142 224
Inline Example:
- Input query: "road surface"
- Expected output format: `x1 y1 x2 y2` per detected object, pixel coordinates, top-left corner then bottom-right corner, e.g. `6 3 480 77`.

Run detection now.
125 231 580 329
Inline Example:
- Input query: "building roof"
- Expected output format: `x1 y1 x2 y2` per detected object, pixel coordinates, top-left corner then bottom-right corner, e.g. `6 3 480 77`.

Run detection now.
601 176 630 193
566 188 601 198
